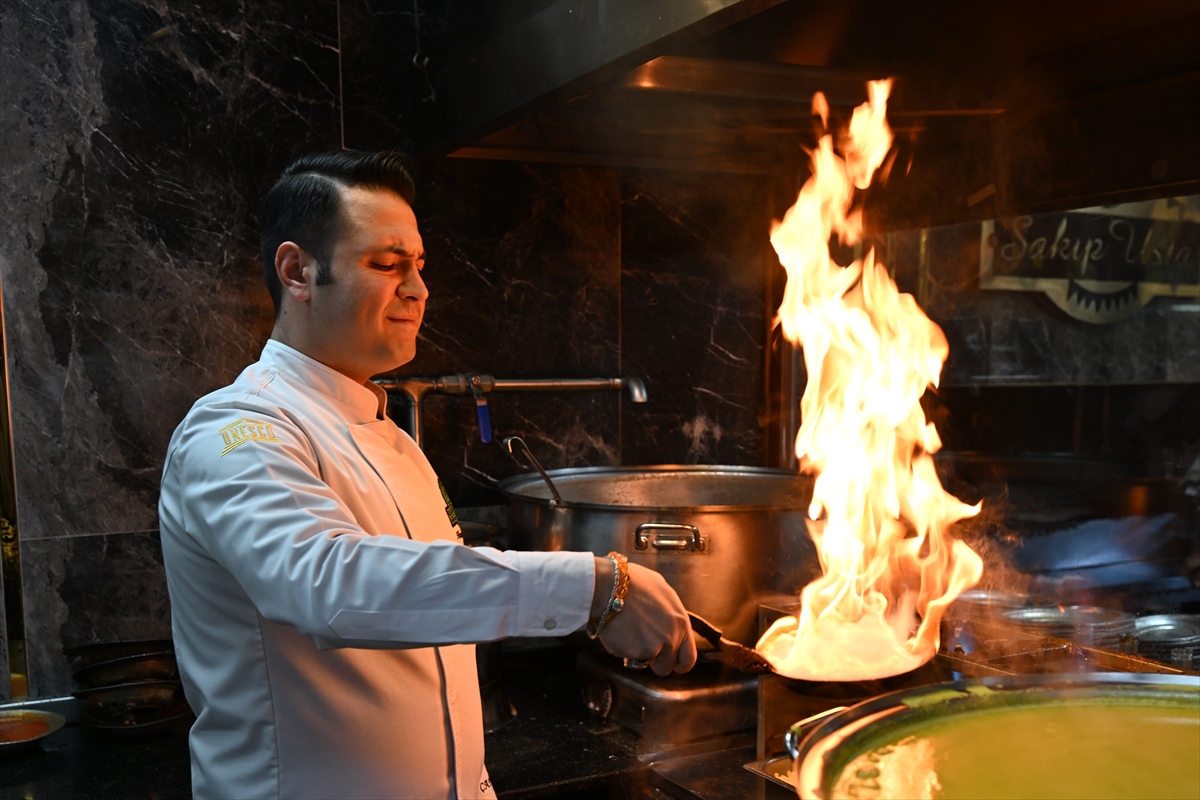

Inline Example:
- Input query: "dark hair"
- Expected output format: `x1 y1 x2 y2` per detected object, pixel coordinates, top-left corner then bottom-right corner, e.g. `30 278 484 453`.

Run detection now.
260 150 417 315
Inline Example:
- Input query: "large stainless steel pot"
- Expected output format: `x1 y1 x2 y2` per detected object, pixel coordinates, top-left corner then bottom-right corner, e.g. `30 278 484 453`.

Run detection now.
786 672 1200 799
498 465 818 645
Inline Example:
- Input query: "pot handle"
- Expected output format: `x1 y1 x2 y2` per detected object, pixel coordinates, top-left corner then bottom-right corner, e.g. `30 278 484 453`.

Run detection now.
784 706 848 760
633 522 707 553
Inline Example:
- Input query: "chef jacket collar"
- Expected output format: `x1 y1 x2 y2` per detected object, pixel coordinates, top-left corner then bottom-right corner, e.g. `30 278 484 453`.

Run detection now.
260 339 389 422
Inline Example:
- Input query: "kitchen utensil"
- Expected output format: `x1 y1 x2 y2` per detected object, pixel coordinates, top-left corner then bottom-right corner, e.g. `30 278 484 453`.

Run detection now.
501 465 819 644
689 612 774 673
1003 605 1136 650
72 651 178 690
74 680 191 737
787 672 1200 800
620 612 775 673
0 709 65 752
64 639 174 673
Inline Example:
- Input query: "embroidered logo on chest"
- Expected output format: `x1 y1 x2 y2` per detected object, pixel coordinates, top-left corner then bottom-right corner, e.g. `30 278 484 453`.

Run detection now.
219 418 280 456
438 479 461 535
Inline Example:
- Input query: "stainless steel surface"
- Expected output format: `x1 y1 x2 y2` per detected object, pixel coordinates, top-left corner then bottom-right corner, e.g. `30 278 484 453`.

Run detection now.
64 640 174 673
1003 605 1137 650
577 650 757 745
1136 614 1200 666
617 56 873 106
501 465 818 645
376 373 646 448
788 673 1200 800
946 589 1029 620
417 0 786 154
741 754 796 791
502 436 562 506
71 652 178 690
74 680 190 731
780 706 846 762
0 695 81 724
1136 613 1200 642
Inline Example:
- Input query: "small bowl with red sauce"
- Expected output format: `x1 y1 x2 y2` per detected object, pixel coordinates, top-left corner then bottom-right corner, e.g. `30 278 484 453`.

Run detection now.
0 709 65 753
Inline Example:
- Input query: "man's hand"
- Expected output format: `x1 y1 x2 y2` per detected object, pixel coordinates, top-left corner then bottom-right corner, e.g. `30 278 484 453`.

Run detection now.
590 556 697 676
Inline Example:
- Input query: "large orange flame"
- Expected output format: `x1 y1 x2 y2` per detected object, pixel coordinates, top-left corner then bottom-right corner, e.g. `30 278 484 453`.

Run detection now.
757 80 983 681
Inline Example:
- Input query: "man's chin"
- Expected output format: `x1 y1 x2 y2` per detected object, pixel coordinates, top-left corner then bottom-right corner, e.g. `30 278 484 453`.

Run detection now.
379 345 417 373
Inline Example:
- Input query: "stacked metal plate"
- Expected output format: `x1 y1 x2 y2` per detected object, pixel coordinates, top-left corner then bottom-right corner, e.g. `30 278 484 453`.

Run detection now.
1135 615 1200 668
947 589 1029 621
1003 605 1137 650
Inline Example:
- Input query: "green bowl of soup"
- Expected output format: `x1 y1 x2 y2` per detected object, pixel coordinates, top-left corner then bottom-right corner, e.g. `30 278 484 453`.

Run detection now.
789 673 1200 800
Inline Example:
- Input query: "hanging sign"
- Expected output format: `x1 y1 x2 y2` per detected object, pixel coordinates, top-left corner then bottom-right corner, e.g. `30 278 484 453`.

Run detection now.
979 197 1200 323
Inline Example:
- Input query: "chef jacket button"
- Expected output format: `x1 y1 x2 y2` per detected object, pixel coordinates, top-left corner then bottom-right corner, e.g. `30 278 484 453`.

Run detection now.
543 619 557 631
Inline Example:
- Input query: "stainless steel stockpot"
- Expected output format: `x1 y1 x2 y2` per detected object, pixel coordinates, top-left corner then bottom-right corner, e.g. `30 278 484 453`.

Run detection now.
498 465 819 645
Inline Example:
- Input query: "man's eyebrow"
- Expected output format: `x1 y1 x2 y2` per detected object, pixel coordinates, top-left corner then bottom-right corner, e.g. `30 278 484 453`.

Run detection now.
379 245 425 259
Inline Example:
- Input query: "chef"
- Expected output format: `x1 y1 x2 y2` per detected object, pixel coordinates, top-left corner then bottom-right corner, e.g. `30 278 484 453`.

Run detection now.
158 150 697 800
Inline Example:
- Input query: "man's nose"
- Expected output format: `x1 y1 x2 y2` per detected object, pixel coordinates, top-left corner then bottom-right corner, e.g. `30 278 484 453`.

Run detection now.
400 269 429 302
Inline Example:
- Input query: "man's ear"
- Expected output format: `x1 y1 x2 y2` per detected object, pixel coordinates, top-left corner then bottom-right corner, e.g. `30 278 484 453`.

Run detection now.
276 242 317 303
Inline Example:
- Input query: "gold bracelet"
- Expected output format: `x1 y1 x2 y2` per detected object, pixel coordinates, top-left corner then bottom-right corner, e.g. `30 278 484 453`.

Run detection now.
586 552 629 639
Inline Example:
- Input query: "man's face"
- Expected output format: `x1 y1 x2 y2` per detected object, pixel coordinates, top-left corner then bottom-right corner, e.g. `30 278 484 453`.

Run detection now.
309 186 427 380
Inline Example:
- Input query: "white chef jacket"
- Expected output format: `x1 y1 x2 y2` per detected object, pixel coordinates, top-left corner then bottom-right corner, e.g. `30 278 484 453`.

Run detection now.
159 339 595 800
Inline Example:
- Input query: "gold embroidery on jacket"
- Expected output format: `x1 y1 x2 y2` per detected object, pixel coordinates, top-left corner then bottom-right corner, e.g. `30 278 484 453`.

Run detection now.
219 418 280 456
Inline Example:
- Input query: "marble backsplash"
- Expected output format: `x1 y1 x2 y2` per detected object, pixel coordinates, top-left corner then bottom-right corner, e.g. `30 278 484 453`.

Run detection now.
0 1 770 696
0 0 341 697
402 162 771 506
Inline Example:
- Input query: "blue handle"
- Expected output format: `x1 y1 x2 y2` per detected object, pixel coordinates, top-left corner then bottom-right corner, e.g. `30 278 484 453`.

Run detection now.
475 397 492 444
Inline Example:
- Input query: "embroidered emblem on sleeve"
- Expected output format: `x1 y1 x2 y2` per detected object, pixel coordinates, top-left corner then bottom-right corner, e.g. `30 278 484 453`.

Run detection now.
219 418 281 456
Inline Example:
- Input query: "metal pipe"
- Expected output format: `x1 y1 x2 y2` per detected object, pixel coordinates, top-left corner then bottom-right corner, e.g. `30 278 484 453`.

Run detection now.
374 373 647 448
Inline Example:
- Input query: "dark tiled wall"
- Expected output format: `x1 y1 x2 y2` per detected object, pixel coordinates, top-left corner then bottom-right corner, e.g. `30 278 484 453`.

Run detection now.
0 0 341 697
619 171 769 467
404 160 624 505
0 2 770 696
402 164 771 506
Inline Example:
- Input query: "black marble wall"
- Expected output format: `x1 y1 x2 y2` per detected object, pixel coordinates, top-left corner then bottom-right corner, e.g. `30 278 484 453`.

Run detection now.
618 171 768 467
0 1 771 697
404 160 624 505
0 0 342 697
403 163 770 506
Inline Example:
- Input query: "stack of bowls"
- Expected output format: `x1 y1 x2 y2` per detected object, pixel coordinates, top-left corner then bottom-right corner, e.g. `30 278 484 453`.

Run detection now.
1134 615 1200 669
1003 605 1137 650
66 640 192 738
947 589 1029 621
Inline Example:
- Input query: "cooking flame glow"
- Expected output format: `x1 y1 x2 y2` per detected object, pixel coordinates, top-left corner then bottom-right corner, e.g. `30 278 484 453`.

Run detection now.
756 80 984 681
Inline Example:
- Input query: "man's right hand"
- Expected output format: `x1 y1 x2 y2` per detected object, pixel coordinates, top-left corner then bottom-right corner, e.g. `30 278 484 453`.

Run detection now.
590 557 697 676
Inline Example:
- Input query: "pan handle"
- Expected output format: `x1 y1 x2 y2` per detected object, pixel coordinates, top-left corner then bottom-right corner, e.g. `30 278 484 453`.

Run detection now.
633 522 707 553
